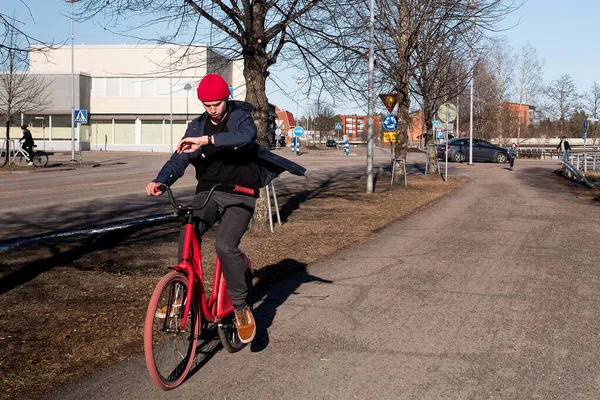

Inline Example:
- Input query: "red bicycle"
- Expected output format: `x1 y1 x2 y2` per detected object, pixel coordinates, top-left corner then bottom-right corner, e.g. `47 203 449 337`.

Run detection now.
144 183 254 390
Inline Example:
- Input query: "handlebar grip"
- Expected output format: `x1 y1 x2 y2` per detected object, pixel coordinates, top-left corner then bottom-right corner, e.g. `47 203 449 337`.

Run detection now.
157 184 167 192
233 185 255 196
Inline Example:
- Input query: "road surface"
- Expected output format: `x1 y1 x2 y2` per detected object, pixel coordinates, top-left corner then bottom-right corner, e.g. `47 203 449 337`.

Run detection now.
43 158 600 399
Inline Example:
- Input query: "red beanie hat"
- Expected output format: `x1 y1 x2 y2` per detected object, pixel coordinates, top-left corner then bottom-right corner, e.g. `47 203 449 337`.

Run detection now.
197 74 230 102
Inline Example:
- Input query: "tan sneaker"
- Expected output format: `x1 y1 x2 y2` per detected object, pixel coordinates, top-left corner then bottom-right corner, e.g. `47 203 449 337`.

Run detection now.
155 298 183 319
233 306 256 344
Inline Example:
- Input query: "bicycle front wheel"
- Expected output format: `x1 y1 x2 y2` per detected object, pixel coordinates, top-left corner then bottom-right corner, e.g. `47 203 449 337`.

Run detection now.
144 271 199 390
15 153 25 166
32 151 48 167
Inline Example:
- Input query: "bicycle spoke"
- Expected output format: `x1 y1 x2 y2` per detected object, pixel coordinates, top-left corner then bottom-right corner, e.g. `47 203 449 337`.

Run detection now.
144 272 198 389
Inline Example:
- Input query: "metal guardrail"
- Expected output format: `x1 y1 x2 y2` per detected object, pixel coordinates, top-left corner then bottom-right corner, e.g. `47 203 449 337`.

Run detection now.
568 152 600 172
0 139 17 165
516 148 561 160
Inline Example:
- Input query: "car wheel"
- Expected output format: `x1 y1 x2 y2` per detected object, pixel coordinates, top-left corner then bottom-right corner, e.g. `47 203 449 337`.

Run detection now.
453 152 465 162
495 153 508 163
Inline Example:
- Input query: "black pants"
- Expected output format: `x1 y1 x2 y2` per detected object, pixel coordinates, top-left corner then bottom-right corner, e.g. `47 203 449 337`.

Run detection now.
179 190 255 308
23 142 34 162
509 155 515 169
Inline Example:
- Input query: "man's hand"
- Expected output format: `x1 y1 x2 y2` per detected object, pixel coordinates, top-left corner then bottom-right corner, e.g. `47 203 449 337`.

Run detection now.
146 182 165 196
176 136 209 154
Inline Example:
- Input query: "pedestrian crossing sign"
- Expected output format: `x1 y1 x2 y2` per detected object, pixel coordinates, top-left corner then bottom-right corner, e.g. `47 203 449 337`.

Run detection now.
74 109 88 124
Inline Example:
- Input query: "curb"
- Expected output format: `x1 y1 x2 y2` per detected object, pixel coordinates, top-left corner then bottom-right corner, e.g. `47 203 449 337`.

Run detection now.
0 162 103 173
0 213 175 251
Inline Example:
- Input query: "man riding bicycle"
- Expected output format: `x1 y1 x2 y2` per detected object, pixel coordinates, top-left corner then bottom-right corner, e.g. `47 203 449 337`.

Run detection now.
19 125 35 166
146 74 305 344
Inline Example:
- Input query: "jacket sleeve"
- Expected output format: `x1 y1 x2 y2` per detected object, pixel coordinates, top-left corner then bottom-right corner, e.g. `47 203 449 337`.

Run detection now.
153 123 199 186
213 112 257 148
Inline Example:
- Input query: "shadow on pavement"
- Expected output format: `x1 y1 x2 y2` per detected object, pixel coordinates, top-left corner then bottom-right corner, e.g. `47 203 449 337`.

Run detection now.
249 258 333 352
516 166 582 195
0 220 177 294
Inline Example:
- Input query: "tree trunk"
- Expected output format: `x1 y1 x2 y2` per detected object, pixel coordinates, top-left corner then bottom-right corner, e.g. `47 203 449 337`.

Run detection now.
392 78 410 185
243 53 272 230
421 96 438 174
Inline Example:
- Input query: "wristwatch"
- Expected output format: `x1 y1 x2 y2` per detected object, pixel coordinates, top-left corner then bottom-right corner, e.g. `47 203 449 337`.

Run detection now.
207 135 213 145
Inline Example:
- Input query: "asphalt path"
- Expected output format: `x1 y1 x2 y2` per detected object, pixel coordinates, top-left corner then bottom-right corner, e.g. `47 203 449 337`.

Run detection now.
43 158 600 399
0 147 403 243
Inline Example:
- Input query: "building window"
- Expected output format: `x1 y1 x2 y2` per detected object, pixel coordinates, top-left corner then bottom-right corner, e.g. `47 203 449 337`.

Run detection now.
156 78 170 97
122 78 137 97
93 78 106 97
140 79 155 97
106 78 120 97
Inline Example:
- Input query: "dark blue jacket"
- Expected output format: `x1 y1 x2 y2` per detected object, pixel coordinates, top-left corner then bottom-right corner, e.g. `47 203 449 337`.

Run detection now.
154 100 306 188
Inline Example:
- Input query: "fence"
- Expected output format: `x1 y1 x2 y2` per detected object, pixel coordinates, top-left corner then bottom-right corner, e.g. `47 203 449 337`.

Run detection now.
0 139 20 165
568 152 600 172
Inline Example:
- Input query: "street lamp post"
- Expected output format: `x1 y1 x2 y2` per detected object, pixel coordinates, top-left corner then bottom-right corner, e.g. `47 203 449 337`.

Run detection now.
469 53 474 166
167 48 175 153
295 78 301 154
66 0 79 162
366 0 375 193
184 82 192 124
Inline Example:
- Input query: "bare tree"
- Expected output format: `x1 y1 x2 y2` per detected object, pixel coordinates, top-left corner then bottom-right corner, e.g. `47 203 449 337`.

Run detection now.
307 100 336 142
358 0 519 184
1 6 58 65
514 41 544 141
487 37 514 144
77 0 348 227
77 1 343 147
472 58 499 140
545 74 579 135
0 13 52 167
583 81 600 144
410 13 473 172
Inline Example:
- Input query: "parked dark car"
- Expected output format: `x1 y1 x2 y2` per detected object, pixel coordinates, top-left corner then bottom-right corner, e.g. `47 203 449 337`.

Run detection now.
436 138 510 163
326 139 337 148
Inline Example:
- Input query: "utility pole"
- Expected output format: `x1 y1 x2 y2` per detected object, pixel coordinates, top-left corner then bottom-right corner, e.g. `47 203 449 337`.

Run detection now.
366 0 375 194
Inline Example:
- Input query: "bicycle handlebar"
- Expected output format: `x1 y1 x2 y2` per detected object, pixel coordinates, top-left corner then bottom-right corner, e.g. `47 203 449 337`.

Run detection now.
156 183 255 212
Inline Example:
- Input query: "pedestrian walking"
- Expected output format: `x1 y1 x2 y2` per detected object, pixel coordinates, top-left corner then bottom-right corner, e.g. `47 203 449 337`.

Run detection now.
508 142 518 171
557 136 571 163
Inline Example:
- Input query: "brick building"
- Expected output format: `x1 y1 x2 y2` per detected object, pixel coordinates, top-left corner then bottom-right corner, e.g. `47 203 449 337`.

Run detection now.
339 114 381 142
274 106 296 145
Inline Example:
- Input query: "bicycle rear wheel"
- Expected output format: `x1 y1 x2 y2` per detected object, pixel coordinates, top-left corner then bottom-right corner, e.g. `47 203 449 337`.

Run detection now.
32 151 48 167
217 269 254 353
144 271 199 390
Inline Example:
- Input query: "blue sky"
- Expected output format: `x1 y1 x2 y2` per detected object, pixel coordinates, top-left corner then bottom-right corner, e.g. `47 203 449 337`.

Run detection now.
7 0 600 116
500 0 599 93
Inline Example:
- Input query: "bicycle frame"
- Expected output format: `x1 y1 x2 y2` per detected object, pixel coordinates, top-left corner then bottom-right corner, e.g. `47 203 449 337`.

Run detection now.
157 183 255 332
171 215 251 331
13 145 29 159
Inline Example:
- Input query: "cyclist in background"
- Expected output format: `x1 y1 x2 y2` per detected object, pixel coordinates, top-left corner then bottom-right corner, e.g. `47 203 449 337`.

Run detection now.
19 125 35 166
146 74 305 344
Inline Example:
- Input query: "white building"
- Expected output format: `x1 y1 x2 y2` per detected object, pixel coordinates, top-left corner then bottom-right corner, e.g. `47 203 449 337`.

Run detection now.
25 44 245 152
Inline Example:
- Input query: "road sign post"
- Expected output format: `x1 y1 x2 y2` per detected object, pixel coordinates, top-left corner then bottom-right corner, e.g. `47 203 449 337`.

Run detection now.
73 110 88 163
437 103 457 182
381 114 398 165
334 122 342 143
293 126 305 155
